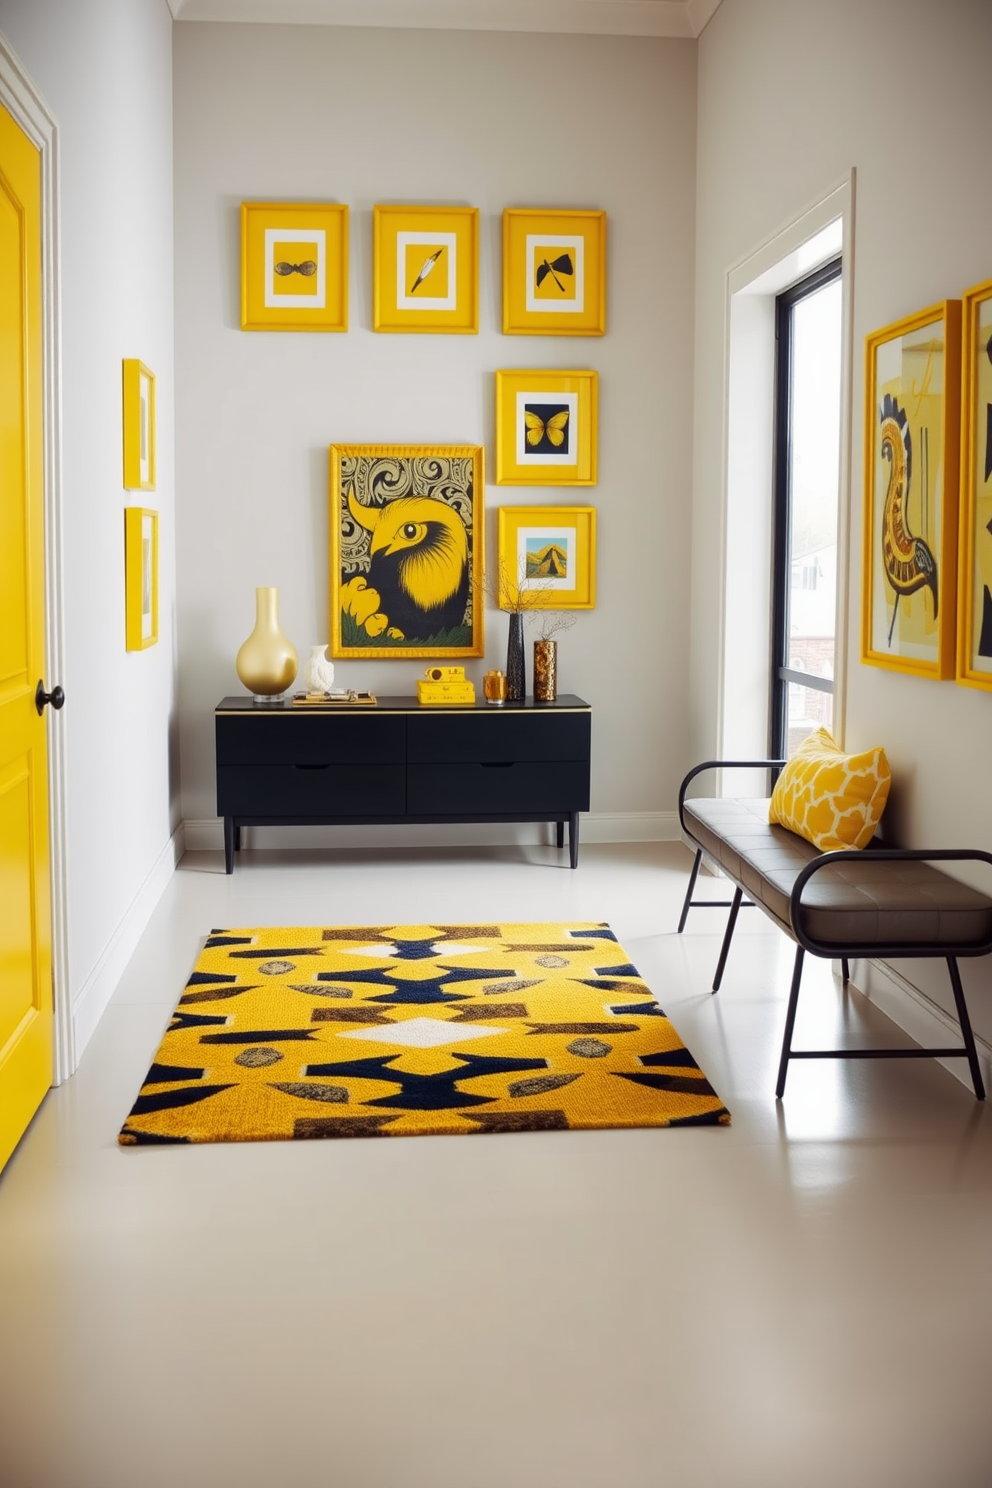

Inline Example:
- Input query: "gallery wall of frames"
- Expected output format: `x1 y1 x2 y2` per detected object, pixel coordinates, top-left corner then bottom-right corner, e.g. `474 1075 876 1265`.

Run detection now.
237 200 606 662
861 276 992 692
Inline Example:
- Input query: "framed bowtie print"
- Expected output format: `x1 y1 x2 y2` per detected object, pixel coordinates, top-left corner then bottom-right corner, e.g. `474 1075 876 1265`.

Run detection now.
374 205 479 333
240 202 349 331
495 369 598 485
502 209 606 336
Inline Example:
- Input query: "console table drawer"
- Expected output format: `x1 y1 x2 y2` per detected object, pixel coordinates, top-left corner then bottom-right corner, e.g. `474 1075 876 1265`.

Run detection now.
408 711 590 764
408 760 590 815
216 713 405 767
217 764 406 817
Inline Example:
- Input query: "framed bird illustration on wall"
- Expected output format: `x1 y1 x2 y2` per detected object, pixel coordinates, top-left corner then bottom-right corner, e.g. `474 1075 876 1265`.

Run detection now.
862 300 962 679
373 206 479 333
330 444 484 659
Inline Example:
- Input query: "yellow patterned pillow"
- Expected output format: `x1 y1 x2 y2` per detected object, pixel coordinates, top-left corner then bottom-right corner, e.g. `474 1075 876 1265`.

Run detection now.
769 727 890 851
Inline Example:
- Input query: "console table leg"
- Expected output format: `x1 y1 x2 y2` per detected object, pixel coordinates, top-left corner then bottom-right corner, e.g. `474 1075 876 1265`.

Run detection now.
224 816 235 874
234 823 242 851
569 812 579 869
556 820 565 850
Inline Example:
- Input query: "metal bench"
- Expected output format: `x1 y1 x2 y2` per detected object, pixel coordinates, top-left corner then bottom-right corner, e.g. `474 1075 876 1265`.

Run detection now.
677 760 992 1099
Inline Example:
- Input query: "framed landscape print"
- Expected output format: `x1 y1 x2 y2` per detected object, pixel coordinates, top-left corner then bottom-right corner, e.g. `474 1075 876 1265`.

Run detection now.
124 507 158 651
373 205 478 333
502 209 606 336
495 369 597 485
329 444 484 659
956 276 992 690
496 506 596 609
240 202 348 331
861 300 961 679
122 359 155 490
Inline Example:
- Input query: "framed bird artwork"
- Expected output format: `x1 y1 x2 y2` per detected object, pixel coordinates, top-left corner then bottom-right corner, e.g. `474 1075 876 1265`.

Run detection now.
240 201 348 331
502 209 606 336
329 444 484 659
862 300 962 679
373 206 479 333
955 276 992 691
495 369 598 485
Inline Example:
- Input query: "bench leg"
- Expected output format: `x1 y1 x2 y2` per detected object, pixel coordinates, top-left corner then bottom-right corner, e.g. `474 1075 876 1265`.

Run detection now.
840 956 850 985
946 957 986 1100
712 884 743 993
775 946 805 1099
677 849 703 934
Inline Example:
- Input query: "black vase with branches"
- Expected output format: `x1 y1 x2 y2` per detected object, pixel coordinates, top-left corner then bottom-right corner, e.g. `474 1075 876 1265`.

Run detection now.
505 612 525 701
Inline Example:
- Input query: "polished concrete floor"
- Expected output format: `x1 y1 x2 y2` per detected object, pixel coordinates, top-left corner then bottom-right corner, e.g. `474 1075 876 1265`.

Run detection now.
1 840 991 1488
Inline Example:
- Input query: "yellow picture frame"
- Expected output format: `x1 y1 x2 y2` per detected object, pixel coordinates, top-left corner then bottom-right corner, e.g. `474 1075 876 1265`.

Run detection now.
496 505 596 610
495 369 597 486
373 205 479 333
861 300 961 679
330 444 484 659
240 201 348 332
502 208 606 336
956 276 992 690
124 507 158 651
122 359 155 490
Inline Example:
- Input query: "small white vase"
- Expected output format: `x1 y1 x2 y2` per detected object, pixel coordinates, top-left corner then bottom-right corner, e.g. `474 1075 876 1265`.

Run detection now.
301 644 335 695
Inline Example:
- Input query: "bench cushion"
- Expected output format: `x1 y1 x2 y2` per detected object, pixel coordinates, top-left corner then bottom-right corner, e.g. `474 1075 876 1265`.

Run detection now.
682 796 992 951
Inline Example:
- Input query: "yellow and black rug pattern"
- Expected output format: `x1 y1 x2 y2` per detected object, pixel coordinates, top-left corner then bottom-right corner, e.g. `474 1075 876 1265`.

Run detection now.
120 922 729 1143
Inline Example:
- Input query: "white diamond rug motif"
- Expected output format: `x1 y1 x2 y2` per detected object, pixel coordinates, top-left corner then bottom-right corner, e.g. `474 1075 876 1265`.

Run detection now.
338 1016 509 1049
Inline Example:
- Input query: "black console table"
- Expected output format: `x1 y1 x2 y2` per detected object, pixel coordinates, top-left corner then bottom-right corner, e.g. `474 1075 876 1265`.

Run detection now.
215 695 591 872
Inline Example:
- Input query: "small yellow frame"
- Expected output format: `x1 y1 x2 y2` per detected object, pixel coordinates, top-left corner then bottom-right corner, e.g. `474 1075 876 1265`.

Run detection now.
496 505 596 610
241 201 349 332
495 369 597 486
861 300 961 679
956 276 992 690
125 507 158 651
374 205 479 333
502 208 606 336
122 359 155 490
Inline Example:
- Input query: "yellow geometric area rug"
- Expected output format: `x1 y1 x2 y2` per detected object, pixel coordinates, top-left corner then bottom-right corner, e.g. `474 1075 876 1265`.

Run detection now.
119 922 730 1143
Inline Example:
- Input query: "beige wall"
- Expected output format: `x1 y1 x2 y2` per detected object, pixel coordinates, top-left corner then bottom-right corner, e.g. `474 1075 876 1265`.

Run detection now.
693 0 992 1039
172 21 697 834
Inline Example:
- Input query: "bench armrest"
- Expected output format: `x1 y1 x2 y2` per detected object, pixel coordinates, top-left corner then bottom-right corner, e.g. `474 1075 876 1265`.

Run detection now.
789 847 992 957
679 759 786 834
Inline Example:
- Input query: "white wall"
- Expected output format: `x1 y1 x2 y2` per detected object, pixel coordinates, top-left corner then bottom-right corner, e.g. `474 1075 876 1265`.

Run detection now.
692 0 992 1044
173 21 697 840
0 0 177 1056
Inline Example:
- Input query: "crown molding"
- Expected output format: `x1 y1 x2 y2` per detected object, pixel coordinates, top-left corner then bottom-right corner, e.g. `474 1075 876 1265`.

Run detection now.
170 0 723 40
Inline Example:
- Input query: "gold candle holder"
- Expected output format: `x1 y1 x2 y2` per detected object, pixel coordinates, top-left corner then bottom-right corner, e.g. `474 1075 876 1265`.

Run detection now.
483 669 508 705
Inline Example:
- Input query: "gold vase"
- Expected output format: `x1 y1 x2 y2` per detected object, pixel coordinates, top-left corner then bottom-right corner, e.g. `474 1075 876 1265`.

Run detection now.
533 639 557 702
236 587 298 701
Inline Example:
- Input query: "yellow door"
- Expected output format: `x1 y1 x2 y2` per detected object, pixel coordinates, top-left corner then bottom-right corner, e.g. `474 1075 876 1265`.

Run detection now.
0 98 53 1175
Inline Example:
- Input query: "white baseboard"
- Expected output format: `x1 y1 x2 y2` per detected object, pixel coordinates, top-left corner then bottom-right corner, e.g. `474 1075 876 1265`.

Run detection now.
850 956 992 1094
71 823 185 1062
182 811 679 854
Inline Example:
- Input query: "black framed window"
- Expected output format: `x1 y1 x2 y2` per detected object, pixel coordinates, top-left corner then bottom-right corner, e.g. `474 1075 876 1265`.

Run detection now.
770 259 843 759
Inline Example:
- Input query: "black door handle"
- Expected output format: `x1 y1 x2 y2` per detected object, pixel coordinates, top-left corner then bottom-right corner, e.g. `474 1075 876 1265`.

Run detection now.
35 681 65 715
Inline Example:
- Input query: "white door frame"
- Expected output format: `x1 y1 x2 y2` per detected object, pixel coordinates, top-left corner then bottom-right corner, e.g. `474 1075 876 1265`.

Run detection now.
0 31 73 1082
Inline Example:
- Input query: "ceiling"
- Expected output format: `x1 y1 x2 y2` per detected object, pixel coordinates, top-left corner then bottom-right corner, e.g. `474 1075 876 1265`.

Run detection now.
166 0 723 40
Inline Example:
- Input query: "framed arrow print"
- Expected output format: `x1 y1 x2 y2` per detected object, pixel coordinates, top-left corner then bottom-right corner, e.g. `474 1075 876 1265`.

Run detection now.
373 206 479 333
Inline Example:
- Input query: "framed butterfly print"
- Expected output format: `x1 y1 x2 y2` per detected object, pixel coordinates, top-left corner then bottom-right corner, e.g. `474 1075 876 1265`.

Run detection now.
241 202 348 331
373 205 478 333
496 506 596 610
956 276 992 690
861 300 961 679
495 369 597 485
502 209 606 336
